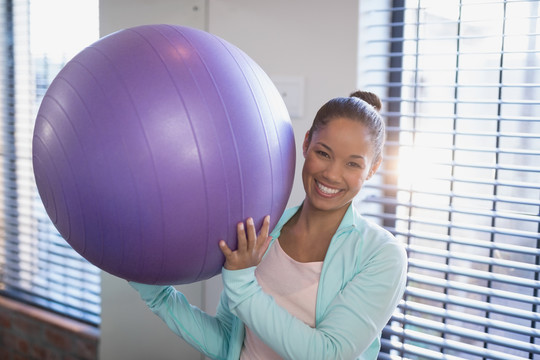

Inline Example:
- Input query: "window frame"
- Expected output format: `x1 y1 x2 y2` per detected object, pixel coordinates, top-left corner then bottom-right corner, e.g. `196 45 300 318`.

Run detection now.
0 0 100 327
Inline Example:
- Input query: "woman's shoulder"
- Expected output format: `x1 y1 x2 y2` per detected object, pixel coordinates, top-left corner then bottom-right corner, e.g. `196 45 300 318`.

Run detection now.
350 206 394 240
348 207 406 260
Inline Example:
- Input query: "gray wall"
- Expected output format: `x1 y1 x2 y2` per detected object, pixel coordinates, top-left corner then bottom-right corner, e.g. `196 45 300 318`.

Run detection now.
99 1 359 359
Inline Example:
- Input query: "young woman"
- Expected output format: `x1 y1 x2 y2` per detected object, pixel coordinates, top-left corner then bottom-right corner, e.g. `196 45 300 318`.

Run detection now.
130 91 408 360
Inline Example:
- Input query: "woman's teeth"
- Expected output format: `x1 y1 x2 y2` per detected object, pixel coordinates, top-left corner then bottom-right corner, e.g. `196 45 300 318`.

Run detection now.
317 181 340 195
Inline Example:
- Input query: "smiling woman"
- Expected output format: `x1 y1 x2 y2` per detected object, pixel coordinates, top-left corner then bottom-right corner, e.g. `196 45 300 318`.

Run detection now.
302 117 379 216
131 90 408 360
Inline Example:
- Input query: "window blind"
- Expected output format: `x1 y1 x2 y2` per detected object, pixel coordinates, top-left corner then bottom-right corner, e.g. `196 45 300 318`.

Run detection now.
357 0 540 359
0 0 100 326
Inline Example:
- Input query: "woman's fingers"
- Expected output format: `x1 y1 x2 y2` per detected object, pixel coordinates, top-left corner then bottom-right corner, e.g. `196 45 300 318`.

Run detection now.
220 215 272 270
245 218 257 250
257 215 271 250
236 221 247 252
218 240 233 257
262 236 272 255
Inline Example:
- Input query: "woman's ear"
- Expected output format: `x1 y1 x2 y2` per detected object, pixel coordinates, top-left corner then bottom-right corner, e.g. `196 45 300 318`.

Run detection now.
367 157 382 180
302 131 310 157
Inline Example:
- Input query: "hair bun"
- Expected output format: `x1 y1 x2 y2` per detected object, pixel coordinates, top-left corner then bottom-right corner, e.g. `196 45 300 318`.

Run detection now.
349 90 382 112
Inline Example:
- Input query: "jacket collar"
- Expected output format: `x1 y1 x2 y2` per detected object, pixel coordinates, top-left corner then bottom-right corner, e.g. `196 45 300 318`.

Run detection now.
271 202 358 239
336 203 357 234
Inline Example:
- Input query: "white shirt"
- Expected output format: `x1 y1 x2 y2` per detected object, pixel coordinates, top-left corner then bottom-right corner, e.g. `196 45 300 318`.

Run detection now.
240 239 323 359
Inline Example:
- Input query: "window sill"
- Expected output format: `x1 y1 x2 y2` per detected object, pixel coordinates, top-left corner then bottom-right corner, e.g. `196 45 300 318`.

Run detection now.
0 295 100 340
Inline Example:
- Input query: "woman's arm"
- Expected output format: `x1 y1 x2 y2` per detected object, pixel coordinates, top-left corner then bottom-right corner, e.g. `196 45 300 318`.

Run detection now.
222 241 407 360
129 282 234 360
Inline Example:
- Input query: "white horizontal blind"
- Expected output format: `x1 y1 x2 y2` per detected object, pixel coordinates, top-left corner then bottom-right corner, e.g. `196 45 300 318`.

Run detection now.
358 0 540 359
0 0 100 325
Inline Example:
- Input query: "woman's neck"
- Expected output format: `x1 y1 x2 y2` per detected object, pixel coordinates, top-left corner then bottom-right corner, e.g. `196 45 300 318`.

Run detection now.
278 200 350 262
296 200 349 233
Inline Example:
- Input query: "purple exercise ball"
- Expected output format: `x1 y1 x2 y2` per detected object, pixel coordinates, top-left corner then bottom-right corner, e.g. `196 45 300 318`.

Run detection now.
32 24 295 285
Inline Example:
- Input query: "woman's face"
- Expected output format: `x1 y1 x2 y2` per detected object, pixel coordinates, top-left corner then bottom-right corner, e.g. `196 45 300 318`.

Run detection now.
302 117 381 213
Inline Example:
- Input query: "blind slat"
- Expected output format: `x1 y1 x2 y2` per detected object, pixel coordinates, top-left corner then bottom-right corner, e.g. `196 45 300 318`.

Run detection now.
393 229 538 256
404 286 540 322
406 243 539 272
391 313 540 353
382 325 531 360
379 337 463 360
408 259 540 289
363 197 540 223
407 272 540 305
366 215 540 239
397 301 540 338
372 170 540 190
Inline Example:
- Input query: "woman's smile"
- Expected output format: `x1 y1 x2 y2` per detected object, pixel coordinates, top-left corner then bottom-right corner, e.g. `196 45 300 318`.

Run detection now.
315 179 342 197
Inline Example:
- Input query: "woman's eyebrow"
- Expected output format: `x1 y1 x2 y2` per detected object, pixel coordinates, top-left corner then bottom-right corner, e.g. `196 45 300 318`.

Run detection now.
316 142 332 152
317 142 365 160
350 154 366 160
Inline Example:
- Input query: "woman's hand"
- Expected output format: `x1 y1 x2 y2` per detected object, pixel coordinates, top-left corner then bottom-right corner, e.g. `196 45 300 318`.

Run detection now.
219 215 272 270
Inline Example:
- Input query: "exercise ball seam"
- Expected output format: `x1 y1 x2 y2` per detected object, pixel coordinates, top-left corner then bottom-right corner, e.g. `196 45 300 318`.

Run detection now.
169 25 245 253
33 110 75 246
32 137 60 226
82 45 158 281
217 41 278 220
130 25 211 281
52 72 107 261
69 55 145 279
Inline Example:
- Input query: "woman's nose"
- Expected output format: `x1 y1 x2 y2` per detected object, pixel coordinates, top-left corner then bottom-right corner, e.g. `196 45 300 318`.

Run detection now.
322 161 341 182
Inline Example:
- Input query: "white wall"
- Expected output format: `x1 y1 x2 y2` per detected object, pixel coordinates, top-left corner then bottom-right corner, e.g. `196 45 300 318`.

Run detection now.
208 0 359 207
99 1 358 359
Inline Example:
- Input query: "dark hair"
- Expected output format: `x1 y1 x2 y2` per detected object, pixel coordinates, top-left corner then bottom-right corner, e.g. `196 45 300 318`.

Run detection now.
306 90 385 166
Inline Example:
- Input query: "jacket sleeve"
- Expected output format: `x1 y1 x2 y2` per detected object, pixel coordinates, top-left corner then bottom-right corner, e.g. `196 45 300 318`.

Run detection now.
221 241 407 360
129 282 234 360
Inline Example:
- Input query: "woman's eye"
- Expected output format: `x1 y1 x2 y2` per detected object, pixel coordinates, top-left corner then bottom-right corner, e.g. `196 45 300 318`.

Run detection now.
348 162 362 168
316 151 330 158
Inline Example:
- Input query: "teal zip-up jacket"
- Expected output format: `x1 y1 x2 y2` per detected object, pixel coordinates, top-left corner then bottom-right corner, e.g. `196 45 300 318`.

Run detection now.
130 204 408 360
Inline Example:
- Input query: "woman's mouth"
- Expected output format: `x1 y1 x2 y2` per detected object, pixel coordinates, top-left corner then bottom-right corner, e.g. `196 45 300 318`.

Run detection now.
315 180 341 197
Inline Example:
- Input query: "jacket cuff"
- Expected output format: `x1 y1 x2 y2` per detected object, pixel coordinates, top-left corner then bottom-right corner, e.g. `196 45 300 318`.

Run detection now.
221 266 260 310
128 281 173 303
